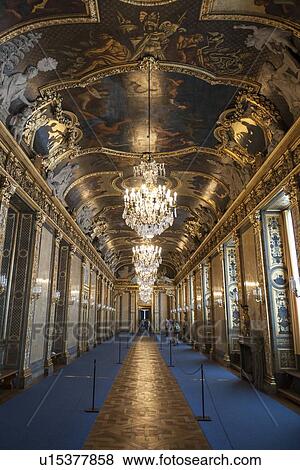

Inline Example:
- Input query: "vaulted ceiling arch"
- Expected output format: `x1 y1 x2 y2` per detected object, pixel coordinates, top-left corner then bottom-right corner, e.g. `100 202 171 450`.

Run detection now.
0 0 299 279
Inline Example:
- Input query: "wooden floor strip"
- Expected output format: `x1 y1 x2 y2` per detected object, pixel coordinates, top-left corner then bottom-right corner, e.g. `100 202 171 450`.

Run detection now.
84 336 210 450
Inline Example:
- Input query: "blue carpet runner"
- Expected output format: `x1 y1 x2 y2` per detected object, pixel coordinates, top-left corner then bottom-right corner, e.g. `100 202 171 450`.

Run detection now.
158 337 300 450
0 337 131 449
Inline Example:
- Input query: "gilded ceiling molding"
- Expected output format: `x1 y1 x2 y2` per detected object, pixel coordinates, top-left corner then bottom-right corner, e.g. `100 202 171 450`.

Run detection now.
120 0 177 5
200 0 300 38
67 145 222 163
40 59 261 95
175 118 300 284
0 1 100 45
64 171 123 198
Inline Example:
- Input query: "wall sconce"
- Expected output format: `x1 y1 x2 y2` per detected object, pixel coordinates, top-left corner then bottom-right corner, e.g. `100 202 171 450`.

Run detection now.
32 284 42 300
253 286 263 303
52 291 61 304
97 303 102 309
290 277 300 298
0 274 7 295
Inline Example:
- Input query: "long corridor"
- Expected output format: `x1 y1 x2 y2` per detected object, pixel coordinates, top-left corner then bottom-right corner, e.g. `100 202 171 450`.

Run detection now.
84 336 209 450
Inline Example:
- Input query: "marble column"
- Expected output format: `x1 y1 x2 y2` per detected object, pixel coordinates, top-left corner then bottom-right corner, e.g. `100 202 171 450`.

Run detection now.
20 212 46 387
249 211 276 390
44 231 62 375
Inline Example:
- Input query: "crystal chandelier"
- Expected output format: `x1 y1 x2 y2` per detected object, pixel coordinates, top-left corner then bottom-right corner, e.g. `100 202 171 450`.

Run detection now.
122 59 177 240
133 244 162 270
133 243 162 303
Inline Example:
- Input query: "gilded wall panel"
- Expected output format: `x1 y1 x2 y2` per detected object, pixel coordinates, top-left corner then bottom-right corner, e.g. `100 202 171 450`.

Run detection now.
262 211 296 369
67 254 81 353
223 242 240 358
240 225 262 328
89 270 97 346
211 253 226 358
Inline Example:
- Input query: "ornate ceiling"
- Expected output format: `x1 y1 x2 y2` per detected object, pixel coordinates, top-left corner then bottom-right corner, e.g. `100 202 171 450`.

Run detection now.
0 0 299 280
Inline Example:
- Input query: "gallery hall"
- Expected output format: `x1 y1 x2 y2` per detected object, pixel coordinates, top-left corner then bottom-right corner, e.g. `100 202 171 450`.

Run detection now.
0 0 300 453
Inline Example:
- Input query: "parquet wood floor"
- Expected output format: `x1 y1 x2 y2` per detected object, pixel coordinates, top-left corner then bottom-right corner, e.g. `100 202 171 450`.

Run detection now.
84 336 210 450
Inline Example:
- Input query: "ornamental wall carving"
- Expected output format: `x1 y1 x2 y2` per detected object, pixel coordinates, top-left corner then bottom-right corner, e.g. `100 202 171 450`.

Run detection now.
175 133 300 283
0 126 114 282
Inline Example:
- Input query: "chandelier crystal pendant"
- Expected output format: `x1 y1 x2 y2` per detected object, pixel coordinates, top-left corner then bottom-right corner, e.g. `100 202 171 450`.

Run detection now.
122 59 177 240
139 284 153 303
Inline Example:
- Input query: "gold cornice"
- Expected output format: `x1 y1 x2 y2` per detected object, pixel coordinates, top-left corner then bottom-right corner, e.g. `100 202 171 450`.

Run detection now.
200 0 300 38
68 145 222 162
40 60 261 95
175 116 300 284
0 1 100 45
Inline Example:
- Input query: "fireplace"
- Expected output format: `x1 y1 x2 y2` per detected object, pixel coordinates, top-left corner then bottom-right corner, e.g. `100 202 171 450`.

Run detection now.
239 334 265 389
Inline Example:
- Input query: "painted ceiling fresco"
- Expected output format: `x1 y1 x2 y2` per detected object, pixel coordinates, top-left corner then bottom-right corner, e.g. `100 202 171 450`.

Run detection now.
0 0 300 280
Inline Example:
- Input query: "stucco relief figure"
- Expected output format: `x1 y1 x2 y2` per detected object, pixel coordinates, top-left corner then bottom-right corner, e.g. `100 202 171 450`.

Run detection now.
267 122 285 153
76 204 94 234
0 57 57 115
47 162 79 206
0 64 38 113
91 219 107 241
234 24 298 55
9 105 33 143
260 61 300 119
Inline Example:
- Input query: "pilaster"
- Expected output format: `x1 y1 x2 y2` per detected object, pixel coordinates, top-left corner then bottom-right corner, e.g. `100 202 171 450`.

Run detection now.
20 212 46 387
0 176 17 269
219 244 231 366
249 211 276 391
44 231 62 375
